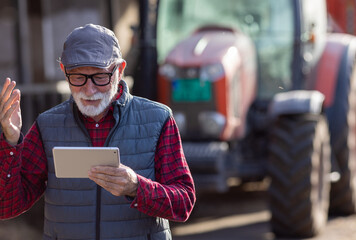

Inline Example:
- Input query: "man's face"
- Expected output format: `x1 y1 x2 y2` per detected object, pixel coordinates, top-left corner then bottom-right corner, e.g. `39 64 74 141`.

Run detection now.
66 65 119 120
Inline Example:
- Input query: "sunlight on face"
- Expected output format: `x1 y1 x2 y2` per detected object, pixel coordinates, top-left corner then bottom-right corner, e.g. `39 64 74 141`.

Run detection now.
72 78 118 118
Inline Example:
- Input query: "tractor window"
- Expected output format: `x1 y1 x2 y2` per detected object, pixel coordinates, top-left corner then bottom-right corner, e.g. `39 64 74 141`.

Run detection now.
157 0 295 99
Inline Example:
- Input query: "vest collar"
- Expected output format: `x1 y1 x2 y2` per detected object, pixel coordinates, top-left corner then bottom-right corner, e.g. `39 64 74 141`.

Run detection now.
115 79 132 107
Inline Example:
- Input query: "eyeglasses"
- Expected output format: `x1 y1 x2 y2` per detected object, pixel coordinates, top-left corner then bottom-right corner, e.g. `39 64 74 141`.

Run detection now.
65 65 118 86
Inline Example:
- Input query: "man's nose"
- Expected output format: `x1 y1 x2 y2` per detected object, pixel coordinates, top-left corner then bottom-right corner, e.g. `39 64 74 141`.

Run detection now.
82 77 97 95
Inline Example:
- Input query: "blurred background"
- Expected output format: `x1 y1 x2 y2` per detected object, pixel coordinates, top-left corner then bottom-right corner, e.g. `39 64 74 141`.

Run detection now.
1 0 356 240
0 0 140 133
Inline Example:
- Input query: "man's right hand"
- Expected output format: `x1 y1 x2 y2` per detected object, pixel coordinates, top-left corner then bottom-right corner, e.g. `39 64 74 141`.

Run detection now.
0 78 22 145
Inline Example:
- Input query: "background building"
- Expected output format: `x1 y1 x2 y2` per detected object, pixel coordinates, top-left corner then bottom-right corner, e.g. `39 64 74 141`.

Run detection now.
0 0 139 132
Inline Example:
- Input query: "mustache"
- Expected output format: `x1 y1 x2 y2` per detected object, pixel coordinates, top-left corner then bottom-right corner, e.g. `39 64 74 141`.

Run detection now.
74 91 106 100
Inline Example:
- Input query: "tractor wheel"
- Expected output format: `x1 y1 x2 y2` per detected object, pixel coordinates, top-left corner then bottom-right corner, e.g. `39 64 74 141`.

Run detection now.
328 64 356 215
267 114 331 238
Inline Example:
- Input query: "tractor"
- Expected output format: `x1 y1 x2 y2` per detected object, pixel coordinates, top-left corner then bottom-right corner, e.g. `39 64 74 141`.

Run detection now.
131 0 356 237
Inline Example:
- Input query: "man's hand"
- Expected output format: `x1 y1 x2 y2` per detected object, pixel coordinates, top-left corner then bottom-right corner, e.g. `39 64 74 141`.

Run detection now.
88 164 138 197
0 78 22 145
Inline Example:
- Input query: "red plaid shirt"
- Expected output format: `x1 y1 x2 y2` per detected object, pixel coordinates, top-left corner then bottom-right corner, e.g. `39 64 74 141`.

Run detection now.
0 88 195 222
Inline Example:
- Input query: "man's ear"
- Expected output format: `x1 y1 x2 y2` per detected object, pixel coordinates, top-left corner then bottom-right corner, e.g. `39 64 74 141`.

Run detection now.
118 60 126 78
60 63 65 72
119 60 126 73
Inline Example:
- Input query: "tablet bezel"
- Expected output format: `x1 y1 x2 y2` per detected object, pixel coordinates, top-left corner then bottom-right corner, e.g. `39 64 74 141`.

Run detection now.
52 147 120 178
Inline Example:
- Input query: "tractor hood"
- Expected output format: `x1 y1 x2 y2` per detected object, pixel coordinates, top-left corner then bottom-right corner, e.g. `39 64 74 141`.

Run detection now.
165 28 243 67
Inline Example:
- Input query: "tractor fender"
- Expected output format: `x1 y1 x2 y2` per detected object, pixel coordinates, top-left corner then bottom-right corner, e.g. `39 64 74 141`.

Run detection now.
268 90 325 118
324 35 356 153
311 34 356 107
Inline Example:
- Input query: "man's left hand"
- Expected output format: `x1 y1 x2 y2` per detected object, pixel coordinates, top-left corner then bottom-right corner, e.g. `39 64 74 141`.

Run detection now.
88 164 138 197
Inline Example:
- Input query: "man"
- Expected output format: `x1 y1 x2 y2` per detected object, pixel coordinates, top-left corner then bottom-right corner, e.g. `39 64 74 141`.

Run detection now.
0 24 195 240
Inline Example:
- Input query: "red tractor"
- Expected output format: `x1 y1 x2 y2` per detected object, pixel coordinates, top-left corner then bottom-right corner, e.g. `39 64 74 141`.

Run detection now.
327 0 356 34
131 0 356 237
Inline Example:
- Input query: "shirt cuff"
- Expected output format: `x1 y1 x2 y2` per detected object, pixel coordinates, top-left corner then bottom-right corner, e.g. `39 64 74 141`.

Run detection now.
0 133 22 196
129 174 148 209
0 132 23 147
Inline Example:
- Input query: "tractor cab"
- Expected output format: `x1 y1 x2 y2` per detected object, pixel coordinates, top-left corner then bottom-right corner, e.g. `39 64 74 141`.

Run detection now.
156 0 327 141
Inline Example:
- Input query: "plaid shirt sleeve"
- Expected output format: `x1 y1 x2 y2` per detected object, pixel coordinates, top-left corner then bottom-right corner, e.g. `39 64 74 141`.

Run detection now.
131 116 196 222
0 122 47 219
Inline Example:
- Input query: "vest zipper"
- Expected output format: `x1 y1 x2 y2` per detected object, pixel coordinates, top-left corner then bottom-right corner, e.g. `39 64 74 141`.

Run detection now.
73 99 120 240
96 185 102 240
104 105 121 146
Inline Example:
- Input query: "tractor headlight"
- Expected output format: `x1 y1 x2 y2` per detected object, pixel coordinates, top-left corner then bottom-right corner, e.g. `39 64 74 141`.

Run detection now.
200 63 224 82
159 64 177 79
198 111 226 137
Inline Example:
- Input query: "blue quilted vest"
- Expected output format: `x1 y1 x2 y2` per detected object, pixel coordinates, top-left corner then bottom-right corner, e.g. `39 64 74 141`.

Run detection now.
37 81 172 240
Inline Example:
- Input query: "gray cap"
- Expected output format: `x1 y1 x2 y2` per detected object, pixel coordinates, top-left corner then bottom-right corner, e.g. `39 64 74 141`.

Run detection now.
61 24 122 70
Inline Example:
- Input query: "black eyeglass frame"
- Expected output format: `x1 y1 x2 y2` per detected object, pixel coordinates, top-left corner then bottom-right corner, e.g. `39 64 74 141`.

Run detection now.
65 65 119 87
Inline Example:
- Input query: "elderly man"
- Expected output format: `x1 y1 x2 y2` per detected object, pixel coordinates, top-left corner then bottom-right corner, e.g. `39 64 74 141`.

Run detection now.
0 24 195 240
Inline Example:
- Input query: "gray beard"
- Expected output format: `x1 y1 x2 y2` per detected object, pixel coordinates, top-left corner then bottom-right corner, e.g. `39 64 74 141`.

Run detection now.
72 81 118 118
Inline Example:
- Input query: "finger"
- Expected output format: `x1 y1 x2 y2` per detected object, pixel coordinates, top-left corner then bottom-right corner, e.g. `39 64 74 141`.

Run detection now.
0 80 16 112
0 89 20 118
1 79 16 100
90 175 117 187
3 81 17 103
2 89 20 109
89 171 121 184
91 165 121 176
89 175 123 196
2 100 20 122
0 78 11 98
13 89 20 101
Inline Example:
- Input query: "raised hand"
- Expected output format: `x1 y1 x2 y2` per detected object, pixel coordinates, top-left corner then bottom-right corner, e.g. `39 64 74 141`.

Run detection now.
0 78 22 145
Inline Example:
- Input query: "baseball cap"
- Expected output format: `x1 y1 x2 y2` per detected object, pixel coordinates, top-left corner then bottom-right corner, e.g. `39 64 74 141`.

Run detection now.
61 23 123 70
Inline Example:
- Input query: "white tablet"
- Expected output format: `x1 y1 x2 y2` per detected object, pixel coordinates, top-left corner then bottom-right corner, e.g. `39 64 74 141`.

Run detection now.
52 147 120 178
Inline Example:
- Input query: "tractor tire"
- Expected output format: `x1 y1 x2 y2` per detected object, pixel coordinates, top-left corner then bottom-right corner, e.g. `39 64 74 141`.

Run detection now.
328 63 356 215
268 114 331 238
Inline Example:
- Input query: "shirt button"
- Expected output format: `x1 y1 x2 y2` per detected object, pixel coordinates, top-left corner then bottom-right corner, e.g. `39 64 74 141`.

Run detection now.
7 174 11 178
95 123 99 128
9 151 14 156
134 203 138 207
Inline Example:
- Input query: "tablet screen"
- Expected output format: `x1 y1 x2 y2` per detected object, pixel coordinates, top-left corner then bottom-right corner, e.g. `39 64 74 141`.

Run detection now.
52 147 120 178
